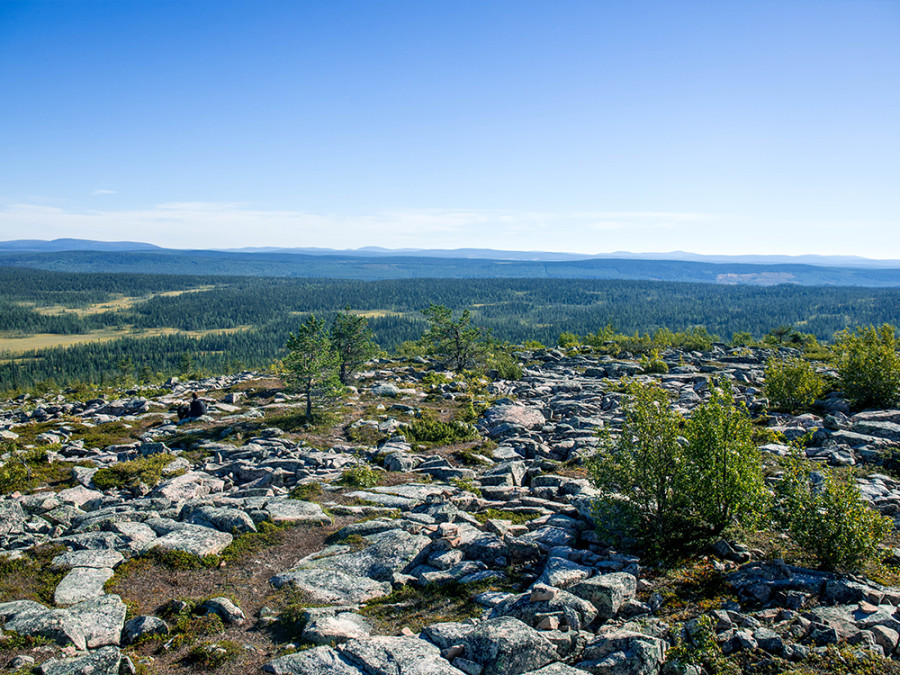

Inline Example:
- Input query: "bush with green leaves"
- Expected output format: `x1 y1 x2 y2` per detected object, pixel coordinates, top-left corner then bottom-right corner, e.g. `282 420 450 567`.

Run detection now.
764 355 826 414
338 464 380 488
402 414 478 445
774 454 891 572
92 453 182 490
587 381 765 559
834 323 900 410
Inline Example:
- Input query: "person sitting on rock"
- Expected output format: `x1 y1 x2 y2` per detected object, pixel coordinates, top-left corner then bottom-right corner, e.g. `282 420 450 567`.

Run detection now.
188 392 207 418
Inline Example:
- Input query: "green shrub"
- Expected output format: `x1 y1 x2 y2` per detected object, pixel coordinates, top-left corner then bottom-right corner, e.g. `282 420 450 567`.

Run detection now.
587 382 765 559
774 454 892 572
402 414 478 444
557 332 581 349
640 349 669 374
0 447 52 494
338 464 380 488
289 482 323 501
451 477 481 496
834 324 900 409
764 356 826 414
92 453 182 490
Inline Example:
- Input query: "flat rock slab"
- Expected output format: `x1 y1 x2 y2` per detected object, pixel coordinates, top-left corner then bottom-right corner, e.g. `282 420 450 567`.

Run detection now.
306 529 431 580
150 524 233 557
52 550 123 570
40 646 121 675
301 610 372 645
341 636 466 675
68 594 127 648
522 665 592 675
270 567 391 605
482 405 546 431
265 499 331 525
0 600 86 651
54 567 115 606
264 647 363 675
56 486 103 508
151 471 224 501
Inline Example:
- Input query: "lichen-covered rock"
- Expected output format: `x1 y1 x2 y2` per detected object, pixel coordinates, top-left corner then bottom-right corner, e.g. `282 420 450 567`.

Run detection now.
569 573 637 620
341 636 466 675
264 499 331 525
269 567 391 605
40 646 121 675
122 615 169 645
53 567 115 606
576 629 666 675
463 616 559 675
68 594 127 648
301 609 372 645
0 600 86 650
264 646 363 675
200 597 245 625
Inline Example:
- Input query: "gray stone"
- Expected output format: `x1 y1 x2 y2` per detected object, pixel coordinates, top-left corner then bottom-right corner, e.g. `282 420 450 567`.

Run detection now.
122 615 169 645
185 505 257 534
521 666 592 675
372 383 401 397
482 405 546 433
270 567 391 605
463 616 558 675
0 600 86 650
151 471 224 501
569 573 637 620
40 647 121 675
535 557 592 589
264 647 363 675
53 567 114 606
0 501 26 536
577 629 666 675
301 610 373 645
341 636 466 675
150 523 233 556
265 499 331 525
68 594 127 648
52 550 123 570
200 597 245 625
303 528 431 581
56 486 103 508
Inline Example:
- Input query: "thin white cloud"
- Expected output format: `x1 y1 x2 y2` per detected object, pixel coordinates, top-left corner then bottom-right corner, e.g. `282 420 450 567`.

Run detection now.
91 189 117 196
0 201 895 257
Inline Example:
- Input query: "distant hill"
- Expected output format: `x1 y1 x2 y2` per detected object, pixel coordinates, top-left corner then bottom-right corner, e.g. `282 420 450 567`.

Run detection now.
0 238 162 252
1 247 900 286
2 239 900 269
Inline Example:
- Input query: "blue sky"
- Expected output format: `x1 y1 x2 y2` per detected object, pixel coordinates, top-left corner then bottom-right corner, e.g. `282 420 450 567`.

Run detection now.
1 0 898 256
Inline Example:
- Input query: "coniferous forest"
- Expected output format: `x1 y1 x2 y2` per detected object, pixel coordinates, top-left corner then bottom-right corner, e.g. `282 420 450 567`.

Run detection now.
1 266 899 389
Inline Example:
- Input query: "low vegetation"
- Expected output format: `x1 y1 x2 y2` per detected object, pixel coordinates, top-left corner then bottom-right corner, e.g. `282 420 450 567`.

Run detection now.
92 452 183 490
764 355 827 414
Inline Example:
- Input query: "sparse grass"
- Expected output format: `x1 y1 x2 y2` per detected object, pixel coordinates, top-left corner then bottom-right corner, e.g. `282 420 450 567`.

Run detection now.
288 483 323 501
360 582 491 635
92 452 184 490
69 420 145 449
0 544 68 604
344 424 386 446
219 522 289 563
473 509 540 525
185 640 242 669
646 558 737 622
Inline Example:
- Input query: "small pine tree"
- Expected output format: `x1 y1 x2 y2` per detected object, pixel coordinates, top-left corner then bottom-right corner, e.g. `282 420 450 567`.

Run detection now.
283 315 343 419
330 309 379 384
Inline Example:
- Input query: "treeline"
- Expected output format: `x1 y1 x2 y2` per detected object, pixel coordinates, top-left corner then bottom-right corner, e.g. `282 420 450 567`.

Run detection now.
3 269 900 389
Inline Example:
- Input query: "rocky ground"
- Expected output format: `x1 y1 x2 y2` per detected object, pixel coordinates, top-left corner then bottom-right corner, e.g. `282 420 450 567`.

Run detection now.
2 345 900 675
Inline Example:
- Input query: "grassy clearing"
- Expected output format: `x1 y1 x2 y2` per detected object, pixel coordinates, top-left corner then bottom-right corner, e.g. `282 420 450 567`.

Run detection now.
0 325 254 356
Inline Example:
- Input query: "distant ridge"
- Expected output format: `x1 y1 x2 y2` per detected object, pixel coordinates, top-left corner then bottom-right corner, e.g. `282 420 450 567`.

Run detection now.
0 238 162 252
2 239 899 268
